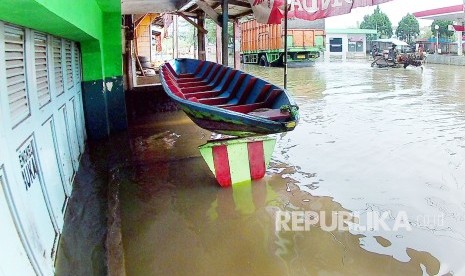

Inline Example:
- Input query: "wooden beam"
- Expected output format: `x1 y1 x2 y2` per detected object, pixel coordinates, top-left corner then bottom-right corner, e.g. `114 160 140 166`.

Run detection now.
177 13 208 34
195 0 221 25
222 0 228 65
178 11 197 17
216 25 222 63
228 0 251 8
233 18 241 69
230 9 253 19
197 12 207 61
173 15 178 59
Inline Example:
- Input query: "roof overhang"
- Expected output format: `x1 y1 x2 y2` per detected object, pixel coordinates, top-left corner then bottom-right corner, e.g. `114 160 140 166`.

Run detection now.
122 0 189 14
413 4 465 22
121 0 253 20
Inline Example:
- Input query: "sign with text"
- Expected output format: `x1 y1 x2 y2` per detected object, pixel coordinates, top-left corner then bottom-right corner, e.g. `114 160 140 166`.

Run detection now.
18 139 40 191
249 0 394 24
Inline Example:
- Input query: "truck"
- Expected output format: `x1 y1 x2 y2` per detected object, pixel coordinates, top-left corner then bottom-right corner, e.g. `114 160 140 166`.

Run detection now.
240 18 325 67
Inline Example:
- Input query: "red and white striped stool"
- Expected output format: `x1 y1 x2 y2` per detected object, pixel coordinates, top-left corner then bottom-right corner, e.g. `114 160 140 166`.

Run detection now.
199 136 276 187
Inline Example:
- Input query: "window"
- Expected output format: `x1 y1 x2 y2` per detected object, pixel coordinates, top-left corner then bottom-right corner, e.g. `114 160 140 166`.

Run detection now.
330 38 343 53
348 36 364 53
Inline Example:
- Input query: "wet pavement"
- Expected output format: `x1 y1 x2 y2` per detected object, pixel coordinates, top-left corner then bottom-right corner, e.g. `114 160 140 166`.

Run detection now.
55 144 109 276
117 61 465 275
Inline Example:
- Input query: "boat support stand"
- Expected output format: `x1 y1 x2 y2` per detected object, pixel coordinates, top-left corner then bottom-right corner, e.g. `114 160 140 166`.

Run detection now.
199 136 277 187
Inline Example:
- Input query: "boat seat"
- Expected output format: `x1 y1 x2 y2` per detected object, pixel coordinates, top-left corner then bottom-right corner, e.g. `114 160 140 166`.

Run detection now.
183 91 223 99
198 74 247 105
165 62 214 83
222 89 283 114
215 77 258 107
165 61 204 79
178 64 222 86
180 67 229 92
248 109 291 120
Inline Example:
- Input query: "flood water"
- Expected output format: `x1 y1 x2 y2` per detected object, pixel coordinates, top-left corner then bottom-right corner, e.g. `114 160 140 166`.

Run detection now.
120 61 465 275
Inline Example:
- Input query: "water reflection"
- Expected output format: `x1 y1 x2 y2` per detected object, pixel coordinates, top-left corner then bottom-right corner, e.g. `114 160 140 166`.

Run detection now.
244 61 465 274
120 66 465 275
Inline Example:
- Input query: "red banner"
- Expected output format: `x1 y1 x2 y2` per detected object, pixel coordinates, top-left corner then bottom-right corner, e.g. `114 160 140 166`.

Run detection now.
249 0 394 24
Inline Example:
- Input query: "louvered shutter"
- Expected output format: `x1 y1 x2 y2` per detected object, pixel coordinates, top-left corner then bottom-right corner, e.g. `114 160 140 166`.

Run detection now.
74 43 81 83
65 40 73 89
4 25 29 126
53 37 64 96
34 33 50 107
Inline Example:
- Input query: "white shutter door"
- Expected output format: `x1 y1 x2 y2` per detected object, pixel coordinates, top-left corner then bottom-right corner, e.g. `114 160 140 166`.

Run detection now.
4 25 29 127
65 40 73 89
34 33 50 107
0 170 37 276
53 37 64 96
74 43 81 83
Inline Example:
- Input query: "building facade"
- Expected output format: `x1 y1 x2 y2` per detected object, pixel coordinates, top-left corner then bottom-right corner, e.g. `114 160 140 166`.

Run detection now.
0 0 125 274
325 28 377 61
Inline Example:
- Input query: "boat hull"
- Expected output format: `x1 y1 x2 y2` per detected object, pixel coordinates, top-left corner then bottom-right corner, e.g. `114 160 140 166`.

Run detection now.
160 58 299 137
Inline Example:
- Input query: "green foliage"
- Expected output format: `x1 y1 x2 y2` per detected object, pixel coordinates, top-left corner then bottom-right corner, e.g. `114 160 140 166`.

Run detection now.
205 18 234 45
205 18 217 44
418 26 433 40
178 18 196 49
431 19 454 39
360 6 393 41
396 13 420 43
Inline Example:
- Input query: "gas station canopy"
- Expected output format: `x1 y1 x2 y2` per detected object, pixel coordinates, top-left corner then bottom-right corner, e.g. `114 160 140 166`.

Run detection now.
413 4 465 22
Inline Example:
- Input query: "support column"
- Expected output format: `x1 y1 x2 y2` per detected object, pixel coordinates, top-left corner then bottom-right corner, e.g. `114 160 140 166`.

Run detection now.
81 12 127 140
221 0 228 66
458 26 463 56
173 15 179 59
233 19 241 69
216 25 222 64
197 13 206 61
103 12 127 134
81 40 109 140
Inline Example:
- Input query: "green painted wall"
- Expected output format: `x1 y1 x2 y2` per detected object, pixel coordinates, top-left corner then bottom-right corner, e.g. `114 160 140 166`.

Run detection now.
0 0 102 41
102 12 123 78
0 0 123 80
81 40 105 81
0 0 126 139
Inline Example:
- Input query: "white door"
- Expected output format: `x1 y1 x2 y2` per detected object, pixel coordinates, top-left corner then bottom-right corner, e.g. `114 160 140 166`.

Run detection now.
36 118 67 230
73 43 86 146
0 22 86 274
54 105 75 194
0 168 37 276
66 97 80 170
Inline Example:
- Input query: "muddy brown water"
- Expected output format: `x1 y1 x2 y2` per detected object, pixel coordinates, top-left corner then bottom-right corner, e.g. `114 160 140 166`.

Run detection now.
120 62 465 275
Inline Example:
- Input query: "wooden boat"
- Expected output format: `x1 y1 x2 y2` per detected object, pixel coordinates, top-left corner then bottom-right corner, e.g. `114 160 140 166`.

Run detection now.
160 58 299 137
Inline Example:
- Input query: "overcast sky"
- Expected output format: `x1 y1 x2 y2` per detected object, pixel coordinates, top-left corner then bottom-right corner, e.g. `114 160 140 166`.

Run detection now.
326 0 464 28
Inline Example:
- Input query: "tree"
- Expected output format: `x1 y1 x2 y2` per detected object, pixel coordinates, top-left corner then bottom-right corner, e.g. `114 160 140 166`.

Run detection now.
396 13 420 43
360 6 393 41
205 19 234 45
418 26 433 40
431 19 454 39
205 19 217 44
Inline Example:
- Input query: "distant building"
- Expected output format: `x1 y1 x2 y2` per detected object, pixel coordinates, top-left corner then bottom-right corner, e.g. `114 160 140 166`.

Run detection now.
413 4 465 55
325 29 378 61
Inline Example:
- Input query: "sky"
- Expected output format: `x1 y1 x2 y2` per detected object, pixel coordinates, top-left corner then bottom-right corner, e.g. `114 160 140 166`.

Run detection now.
325 0 464 29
